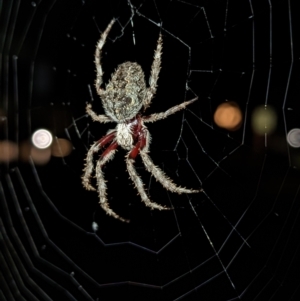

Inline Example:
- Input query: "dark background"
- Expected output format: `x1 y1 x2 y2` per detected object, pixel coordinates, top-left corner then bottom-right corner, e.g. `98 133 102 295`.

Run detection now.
1 0 300 300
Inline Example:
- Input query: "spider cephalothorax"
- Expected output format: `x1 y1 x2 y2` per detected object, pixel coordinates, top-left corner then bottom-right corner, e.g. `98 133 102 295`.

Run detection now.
83 19 199 222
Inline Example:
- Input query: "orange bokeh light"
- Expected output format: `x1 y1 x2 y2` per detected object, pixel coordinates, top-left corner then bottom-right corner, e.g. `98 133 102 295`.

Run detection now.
214 101 242 131
51 138 72 157
0 141 18 162
31 147 51 165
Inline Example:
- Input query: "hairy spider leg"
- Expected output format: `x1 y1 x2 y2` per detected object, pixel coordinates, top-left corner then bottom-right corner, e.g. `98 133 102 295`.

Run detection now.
140 127 199 194
129 125 147 160
126 155 168 211
143 97 198 123
99 131 116 146
128 116 199 195
130 116 199 194
95 19 115 95
82 131 116 191
139 150 200 194
100 139 118 157
126 126 168 211
144 33 163 110
86 103 114 123
96 140 129 223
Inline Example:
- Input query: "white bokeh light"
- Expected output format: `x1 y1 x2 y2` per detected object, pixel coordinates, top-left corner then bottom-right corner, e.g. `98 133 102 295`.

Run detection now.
31 129 53 149
92 222 99 232
287 128 300 148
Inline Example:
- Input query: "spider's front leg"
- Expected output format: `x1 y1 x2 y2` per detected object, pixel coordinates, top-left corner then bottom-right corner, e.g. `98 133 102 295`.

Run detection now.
126 157 168 211
82 131 116 190
95 141 129 223
126 129 169 211
139 150 200 194
135 125 200 195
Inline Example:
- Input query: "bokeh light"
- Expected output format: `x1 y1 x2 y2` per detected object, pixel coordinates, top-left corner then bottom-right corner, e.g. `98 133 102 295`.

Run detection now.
32 129 53 149
19 141 31 162
214 101 242 131
31 146 52 165
0 141 18 162
287 128 300 148
252 105 277 135
51 138 73 157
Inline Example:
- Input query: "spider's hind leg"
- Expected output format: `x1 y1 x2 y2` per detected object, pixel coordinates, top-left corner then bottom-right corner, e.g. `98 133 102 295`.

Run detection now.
143 33 163 110
95 19 115 95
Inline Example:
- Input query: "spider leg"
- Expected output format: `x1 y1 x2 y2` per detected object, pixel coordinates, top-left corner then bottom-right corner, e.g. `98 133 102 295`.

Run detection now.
143 33 163 110
82 131 116 190
143 97 198 123
126 154 169 211
96 141 129 223
86 104 114 123
95 19 115 95
140 150 200 194
126 127 168 210
131 126 199 194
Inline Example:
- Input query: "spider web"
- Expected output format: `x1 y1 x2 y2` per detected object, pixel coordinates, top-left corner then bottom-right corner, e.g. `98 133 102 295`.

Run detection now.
1 0 300 300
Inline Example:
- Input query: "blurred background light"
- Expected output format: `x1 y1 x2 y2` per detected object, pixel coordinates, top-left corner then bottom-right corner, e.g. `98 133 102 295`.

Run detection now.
51 138 73 157
214 101 242 131
252 105 277 135
0 141 18 162
31 146 52 165
287 128 300 148
19 141 31 162
32 129 53 149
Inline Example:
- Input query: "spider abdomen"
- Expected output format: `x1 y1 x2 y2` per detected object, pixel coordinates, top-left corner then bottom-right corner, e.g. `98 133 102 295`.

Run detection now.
101 62 147 122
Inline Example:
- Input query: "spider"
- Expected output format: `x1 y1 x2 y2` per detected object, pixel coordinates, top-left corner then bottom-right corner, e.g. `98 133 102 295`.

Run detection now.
82 19 199 222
